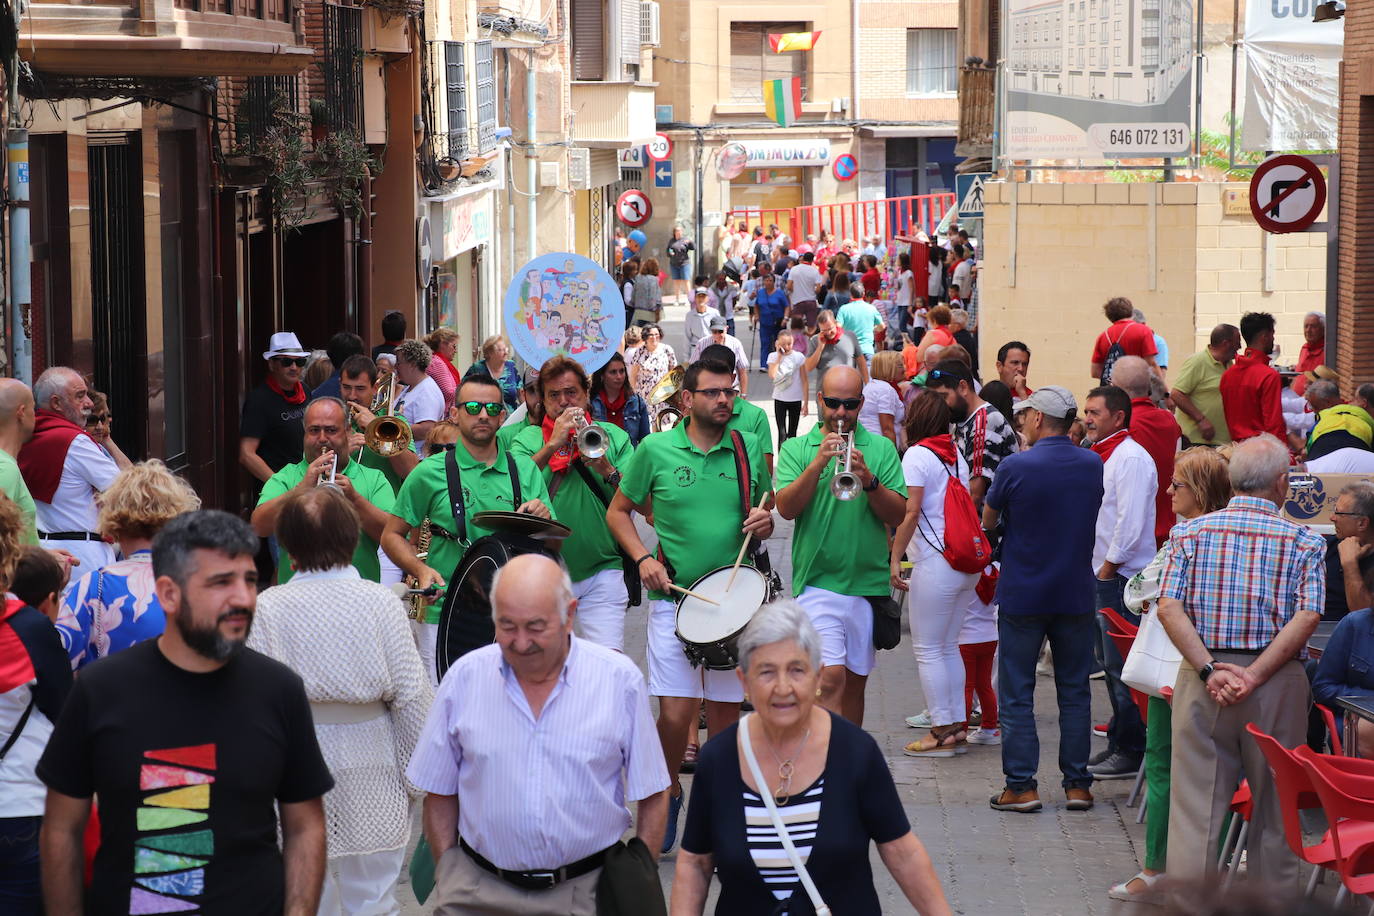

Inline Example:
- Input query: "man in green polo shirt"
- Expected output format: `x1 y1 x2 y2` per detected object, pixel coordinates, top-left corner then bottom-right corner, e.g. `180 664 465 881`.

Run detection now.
775 366 907 725
496 368 544 451
608 355 773 854
338 353 417 492
1170 323 1241 445
382 375 552 676
0 378 40 545
510 355 634 651
252 397 396 584
699 342 774 471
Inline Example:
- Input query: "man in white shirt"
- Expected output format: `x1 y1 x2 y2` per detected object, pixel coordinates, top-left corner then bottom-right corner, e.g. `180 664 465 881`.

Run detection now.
706 271 740 335
690 316 750 396
392 339 446 453
785 251 824 332
1082 384 1156 781
408 553 669 915
17 367 129 572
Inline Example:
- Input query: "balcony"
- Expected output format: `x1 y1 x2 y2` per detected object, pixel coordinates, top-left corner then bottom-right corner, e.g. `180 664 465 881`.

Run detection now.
20 0 312 77
570 81 655 148
956 66 995 158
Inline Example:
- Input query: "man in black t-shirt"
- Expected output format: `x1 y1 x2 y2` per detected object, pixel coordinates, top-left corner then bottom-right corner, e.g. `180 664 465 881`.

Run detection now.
239 332 312 489
38 511 334 916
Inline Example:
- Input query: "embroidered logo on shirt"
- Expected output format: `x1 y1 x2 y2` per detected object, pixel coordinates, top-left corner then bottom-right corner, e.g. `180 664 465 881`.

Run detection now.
674 467 696 487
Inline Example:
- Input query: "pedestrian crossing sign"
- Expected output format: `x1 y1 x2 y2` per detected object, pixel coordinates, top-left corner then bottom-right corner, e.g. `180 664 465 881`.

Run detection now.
956 173 990 219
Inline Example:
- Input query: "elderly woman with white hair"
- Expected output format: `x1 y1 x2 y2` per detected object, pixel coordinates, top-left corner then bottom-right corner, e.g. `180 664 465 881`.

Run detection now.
671 601 951 916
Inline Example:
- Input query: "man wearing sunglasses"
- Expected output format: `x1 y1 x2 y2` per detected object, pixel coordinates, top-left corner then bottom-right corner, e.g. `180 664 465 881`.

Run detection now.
607 356 773 854
239 332 311 490
509 356 635 651
775 366 907 725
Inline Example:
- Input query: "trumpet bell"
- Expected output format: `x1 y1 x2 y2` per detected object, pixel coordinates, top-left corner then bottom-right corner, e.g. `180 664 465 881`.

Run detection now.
365 414 413 457
831 470 862 500
648 366 686 406
575 423 608 459
654 406 683 432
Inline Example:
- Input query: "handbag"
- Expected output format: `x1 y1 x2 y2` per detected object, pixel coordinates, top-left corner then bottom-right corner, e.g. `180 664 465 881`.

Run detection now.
595 838 667 916
869 595 902 651
738 714 832 916
1121 609 1183 699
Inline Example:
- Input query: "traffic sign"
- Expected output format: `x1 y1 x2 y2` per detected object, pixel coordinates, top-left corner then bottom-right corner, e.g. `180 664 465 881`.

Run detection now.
1249 154 1326 234
616 189 652 227
646 133 673 162
832 153 858 182
619 145 647 168
956 172 990 219
653 159 673 189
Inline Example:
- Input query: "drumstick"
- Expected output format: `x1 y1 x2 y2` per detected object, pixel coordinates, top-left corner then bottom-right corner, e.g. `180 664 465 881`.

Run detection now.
726 491 771 590
667 583 720 606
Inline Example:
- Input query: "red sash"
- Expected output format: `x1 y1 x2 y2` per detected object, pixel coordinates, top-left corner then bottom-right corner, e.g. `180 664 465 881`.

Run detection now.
18 410 86 503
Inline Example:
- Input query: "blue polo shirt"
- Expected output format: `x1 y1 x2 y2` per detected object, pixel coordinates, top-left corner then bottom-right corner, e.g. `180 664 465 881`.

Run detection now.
985 435 1104 616
754 288 789 325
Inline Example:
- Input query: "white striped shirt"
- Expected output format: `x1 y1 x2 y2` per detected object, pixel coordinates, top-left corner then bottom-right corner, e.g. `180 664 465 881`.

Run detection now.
406 636 670 871
745 778 824 901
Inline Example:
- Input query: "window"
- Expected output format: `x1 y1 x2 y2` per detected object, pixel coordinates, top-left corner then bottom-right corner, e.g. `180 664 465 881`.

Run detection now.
474 39 497 152
444 41 468 158
570 0 605 81
730 21 808 102
906 29 957 95
323 3 362 132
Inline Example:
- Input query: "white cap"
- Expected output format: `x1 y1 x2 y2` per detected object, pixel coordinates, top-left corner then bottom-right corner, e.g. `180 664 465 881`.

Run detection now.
263 331 310 361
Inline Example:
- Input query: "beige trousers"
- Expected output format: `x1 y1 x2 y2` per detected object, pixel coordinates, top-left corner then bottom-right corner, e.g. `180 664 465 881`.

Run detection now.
1167 653 1310 889
430 844 600 916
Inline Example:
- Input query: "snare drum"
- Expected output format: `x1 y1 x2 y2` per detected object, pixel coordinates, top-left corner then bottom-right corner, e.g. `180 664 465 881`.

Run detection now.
675 565 774 670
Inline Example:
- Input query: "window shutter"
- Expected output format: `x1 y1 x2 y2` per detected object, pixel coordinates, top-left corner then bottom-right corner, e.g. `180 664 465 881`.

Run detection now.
619 0 641 67
444 41 469 158
474 39 497 152
571 0 605 81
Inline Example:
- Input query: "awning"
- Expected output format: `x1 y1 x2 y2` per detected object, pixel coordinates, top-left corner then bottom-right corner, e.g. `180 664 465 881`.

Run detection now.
859 125 958 139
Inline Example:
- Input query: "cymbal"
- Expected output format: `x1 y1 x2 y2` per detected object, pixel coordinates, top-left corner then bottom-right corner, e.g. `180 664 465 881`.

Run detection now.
472 511 572 540
648 366 686 406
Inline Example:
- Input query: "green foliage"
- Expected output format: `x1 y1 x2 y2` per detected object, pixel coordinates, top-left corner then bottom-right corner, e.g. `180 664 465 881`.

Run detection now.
314 129 374 221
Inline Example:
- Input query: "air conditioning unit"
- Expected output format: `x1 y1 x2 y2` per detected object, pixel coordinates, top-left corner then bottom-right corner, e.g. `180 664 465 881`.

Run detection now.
540 161 561 188
568 148 591 190
640 1 661 47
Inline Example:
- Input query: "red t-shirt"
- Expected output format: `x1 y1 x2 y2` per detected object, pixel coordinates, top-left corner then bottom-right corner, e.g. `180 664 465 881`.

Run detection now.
1129 397 1183 544
1091 319 1158 369
1220 348 1286 442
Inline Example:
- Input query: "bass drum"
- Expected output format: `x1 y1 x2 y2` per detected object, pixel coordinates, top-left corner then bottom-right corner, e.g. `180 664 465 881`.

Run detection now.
434 533 556 681
674 565 778 670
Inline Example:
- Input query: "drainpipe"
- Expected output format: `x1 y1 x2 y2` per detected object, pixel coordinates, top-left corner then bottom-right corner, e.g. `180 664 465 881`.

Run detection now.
526 53 537 262
503 48 517 279
850 0 861 122
7 127 30 383
357 172 373 333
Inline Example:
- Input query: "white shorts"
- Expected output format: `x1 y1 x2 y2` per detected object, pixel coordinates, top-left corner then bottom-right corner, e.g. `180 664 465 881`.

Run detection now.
573 568 629 651
646 599 745 702
796 586 876 676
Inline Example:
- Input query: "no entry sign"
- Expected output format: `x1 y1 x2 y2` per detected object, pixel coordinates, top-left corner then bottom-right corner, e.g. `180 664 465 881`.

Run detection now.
616 189 652 227
1249 154 1326 234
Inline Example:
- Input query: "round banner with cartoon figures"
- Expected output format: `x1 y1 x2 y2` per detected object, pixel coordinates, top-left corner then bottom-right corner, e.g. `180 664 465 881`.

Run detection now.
504 253 624 374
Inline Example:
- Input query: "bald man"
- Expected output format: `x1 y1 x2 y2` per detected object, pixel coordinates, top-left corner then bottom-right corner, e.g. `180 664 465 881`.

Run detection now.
407 554 669 915
18 368 125 572
0 378 39 544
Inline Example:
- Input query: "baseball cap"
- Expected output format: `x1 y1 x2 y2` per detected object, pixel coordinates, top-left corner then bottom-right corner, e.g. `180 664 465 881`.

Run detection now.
1013 386 1078 420
522 368 541 390
708 315 728 330
694 286 710 298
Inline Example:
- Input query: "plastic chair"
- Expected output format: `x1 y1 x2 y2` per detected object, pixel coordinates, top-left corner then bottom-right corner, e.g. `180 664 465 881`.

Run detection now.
1247 723 1367 899
1107 627 1149 815
1218 781 1253 877
1295 749 1374 905
1316 703 1345 757
1099 605 1139 637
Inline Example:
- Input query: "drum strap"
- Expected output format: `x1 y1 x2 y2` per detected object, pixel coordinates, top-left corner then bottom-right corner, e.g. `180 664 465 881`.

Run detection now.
444 449 523 546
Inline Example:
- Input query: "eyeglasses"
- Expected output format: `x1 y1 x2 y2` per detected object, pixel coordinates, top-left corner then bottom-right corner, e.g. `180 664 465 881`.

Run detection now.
1332 511 1366 518
822 396 862 411
275 357 308 367
460 401 504 416
691 387 738 400
1167 479 1185 491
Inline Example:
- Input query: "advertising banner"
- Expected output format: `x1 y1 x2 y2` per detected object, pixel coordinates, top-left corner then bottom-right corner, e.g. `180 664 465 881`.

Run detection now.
1242 0 1341 152
1003 0 1195 159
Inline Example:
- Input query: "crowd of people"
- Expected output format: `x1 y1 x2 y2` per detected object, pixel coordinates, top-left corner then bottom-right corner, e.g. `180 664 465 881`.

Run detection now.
0 256 1369 915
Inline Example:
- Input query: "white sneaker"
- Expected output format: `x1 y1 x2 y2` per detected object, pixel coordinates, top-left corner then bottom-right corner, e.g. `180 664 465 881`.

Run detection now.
967 728 1002 746
905 711 933 728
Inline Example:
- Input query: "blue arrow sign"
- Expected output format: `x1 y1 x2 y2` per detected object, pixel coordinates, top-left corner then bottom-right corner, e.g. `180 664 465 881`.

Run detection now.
654 159 673 188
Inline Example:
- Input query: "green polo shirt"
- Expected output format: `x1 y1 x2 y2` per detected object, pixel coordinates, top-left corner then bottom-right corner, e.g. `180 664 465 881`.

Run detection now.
0 450 39 545
497 418 537 452
620 423 771 601
509 420 633 582
731 398 774 456
776 424 905 597
257 457 396 583
393 440 553 622
1172 349 1230 444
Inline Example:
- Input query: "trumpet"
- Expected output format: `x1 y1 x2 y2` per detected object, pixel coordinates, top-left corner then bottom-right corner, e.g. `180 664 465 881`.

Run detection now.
363 373 413 457
571 410 608 459
831 432 861 500
654 406 682 432
317 450 339 489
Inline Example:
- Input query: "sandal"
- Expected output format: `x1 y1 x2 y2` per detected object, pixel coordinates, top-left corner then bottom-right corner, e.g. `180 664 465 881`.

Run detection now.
903 724 966 758
1107 871 1164 904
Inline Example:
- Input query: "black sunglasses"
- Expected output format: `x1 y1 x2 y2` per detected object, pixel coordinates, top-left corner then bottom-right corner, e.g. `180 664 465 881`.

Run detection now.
822 396 862 410
460 401 504 416
275 357 308 367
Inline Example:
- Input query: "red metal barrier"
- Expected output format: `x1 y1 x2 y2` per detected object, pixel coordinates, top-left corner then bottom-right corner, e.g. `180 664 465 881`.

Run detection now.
727 193 955 249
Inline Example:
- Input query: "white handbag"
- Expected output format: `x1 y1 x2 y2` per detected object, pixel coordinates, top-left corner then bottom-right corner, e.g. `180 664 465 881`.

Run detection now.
738 714 832 916
1121 609 1183 700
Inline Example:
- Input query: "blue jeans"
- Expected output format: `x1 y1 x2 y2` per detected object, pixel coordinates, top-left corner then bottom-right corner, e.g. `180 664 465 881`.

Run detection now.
1095 575 1146 756
0 816 42 915
998 613 1096 792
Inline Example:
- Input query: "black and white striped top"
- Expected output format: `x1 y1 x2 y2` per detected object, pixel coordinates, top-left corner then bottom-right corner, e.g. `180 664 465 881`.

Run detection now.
743 777 825 901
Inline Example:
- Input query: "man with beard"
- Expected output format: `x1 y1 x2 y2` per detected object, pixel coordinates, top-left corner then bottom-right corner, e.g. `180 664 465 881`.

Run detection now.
37 510 334 915
382 375 553 680
338 354 417 492
251 398 395 583
775 366 906 724
925 360 1016 510
607 357 773 854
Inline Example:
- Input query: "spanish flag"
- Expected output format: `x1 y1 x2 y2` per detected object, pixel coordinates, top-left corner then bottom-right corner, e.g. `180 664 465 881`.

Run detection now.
763 77 803 128
769 31 821 53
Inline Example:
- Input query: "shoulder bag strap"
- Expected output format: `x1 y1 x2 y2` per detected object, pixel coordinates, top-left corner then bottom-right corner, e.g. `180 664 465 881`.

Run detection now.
737 715 832 916
0 695 35 763
507 454 522 507
444 447 467 545
91 570 106 661
729 430 751 517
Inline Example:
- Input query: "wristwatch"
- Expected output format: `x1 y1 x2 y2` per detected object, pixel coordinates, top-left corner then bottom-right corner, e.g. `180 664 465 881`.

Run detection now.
863 476 880 492
1198 662 1217 683
603 470 622 488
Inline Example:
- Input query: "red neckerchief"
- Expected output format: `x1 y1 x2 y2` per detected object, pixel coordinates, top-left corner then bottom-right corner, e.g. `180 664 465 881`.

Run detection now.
918 433 957 465
266 375 306 405
1090 428 1130 464
17 409 87 503
541 414 576 473
0 598 34 693
602 389 627 426
437 353 461 383
885 379 903 401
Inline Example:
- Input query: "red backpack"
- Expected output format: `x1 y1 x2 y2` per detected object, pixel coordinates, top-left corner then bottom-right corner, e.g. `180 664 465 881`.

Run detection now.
920 445 994 574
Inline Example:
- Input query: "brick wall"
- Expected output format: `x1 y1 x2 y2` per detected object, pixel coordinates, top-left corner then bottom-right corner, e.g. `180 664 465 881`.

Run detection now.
1338 2 1374 386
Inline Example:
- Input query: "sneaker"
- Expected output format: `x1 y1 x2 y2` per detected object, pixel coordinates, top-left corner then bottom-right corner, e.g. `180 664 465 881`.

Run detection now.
1089 747 1113 767
1093 722 1109 738
1065 787 1095 811
905 710 933 728
1088 751 1142 780
967 728 1001 746
662 789 684 855
990 787 1042 812
969 710 983 727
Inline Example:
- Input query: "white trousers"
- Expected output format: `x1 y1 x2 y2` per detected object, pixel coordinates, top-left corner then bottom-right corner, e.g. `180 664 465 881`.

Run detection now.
316 846 405 916
573 567 629 651
413 621 439 688
909 554 979 726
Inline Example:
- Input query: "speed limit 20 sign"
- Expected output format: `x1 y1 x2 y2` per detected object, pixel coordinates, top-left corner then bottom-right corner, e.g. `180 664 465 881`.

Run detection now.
646 133 673 162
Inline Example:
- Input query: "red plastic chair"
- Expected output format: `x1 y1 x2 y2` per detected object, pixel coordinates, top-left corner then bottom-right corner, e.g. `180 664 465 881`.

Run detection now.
1099 606 1139 637
1247 723 1370 899
1296 749 1374 904
1107 628 1149 815
1316 703 1345 756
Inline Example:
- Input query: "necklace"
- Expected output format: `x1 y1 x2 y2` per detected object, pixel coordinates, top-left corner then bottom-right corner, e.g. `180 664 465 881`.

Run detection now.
761 722 812 804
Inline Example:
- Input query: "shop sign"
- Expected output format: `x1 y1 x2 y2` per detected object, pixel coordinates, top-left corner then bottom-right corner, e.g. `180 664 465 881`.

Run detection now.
434 194 493 261
737 139 831 168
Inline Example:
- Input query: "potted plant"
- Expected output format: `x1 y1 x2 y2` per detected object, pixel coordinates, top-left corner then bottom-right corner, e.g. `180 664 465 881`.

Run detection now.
309 98 330 145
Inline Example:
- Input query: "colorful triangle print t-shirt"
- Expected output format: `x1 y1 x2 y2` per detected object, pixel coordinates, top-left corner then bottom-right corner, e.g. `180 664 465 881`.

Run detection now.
37 638 334 915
